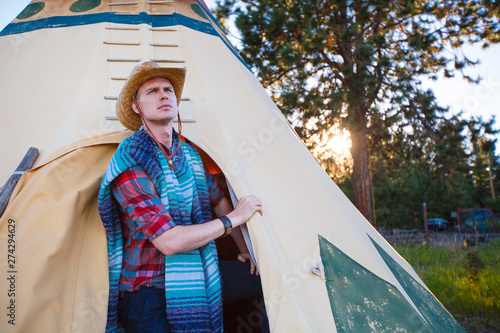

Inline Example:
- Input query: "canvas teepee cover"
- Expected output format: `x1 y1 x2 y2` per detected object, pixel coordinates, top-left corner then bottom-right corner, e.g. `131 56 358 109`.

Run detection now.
0 1 465 332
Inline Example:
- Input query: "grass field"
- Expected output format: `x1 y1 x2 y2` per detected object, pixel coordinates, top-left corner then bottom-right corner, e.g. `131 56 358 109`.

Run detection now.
394 239 500 332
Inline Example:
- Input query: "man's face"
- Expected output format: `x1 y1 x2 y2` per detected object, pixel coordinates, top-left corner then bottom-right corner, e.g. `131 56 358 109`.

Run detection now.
132 77 178 126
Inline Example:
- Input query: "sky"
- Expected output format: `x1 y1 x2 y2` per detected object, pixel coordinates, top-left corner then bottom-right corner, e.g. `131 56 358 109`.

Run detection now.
1 0 499 150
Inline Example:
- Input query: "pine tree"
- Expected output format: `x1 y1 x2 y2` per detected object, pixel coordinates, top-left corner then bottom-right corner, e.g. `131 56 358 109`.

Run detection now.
215 0 500 223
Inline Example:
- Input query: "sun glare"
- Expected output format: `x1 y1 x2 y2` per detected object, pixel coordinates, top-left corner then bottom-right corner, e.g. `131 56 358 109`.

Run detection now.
312 130 352 159
311 128 353 178
326 134 352 156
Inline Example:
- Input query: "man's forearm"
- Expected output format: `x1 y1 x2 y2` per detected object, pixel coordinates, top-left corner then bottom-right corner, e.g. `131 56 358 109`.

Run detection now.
213 197 249 253
152 219 225 256
230 227 249 253
152 195 262 256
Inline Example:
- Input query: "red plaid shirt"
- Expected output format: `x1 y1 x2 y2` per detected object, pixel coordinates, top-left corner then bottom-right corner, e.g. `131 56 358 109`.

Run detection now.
111 165 224 291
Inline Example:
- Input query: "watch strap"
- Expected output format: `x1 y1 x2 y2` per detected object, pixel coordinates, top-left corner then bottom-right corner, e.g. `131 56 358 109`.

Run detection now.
220 216 233 236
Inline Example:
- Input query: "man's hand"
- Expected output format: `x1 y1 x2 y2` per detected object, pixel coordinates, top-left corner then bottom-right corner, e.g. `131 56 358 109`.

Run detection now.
227 195 263 227
237 252 258 276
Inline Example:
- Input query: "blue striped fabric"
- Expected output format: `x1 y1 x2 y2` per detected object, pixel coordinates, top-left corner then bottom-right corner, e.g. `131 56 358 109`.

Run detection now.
98 129 223 333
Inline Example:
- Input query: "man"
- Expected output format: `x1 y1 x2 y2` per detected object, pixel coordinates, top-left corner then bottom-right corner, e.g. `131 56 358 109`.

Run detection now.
98 61 263 333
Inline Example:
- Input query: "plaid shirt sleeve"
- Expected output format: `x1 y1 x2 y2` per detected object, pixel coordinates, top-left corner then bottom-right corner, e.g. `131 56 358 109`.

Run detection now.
205 168 225 207
111 166 176 241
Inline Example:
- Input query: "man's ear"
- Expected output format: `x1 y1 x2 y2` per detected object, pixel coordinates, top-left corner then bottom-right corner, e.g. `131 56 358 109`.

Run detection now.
131 99 140 115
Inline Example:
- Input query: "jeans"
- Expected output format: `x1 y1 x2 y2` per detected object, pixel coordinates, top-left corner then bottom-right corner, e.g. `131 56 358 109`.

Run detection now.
119 260 269 333
220 260 270 333
220 259 264 304
119 287 170 333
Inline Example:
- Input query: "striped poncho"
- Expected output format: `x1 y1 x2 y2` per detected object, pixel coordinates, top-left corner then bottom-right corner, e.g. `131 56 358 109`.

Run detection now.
98 128 223 333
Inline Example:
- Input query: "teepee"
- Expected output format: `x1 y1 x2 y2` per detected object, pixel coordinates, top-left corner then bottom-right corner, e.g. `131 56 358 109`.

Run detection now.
0 1 465 332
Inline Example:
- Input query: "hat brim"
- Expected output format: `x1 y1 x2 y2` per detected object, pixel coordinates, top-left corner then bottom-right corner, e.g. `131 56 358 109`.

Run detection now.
116 62 186 131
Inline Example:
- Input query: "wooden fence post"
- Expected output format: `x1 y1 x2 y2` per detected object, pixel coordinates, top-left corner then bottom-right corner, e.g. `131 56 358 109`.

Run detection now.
423 202 429 244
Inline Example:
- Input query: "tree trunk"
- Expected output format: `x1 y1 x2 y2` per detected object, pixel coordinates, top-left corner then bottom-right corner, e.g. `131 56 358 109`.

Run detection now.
350 126 374 224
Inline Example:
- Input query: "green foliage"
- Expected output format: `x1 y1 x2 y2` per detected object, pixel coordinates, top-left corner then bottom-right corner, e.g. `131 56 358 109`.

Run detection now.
395 241 500 332
216 0 500 223
394 240 500 331
465 250 485 285
369 115 500 229
484 197 500 213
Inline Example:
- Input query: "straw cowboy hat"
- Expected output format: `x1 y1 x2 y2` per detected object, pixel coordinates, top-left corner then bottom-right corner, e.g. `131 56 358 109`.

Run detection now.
116 61 186 131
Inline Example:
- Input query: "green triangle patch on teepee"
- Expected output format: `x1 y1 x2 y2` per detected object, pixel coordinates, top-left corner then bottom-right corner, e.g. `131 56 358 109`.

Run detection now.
319 234 432 333
369 236 465 333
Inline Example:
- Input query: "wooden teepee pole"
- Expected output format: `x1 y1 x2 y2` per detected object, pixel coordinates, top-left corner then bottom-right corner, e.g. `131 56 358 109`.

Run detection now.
0 147 39 218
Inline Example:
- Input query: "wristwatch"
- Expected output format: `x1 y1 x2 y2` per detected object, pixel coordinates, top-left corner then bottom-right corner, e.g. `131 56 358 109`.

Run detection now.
220 216 233 236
